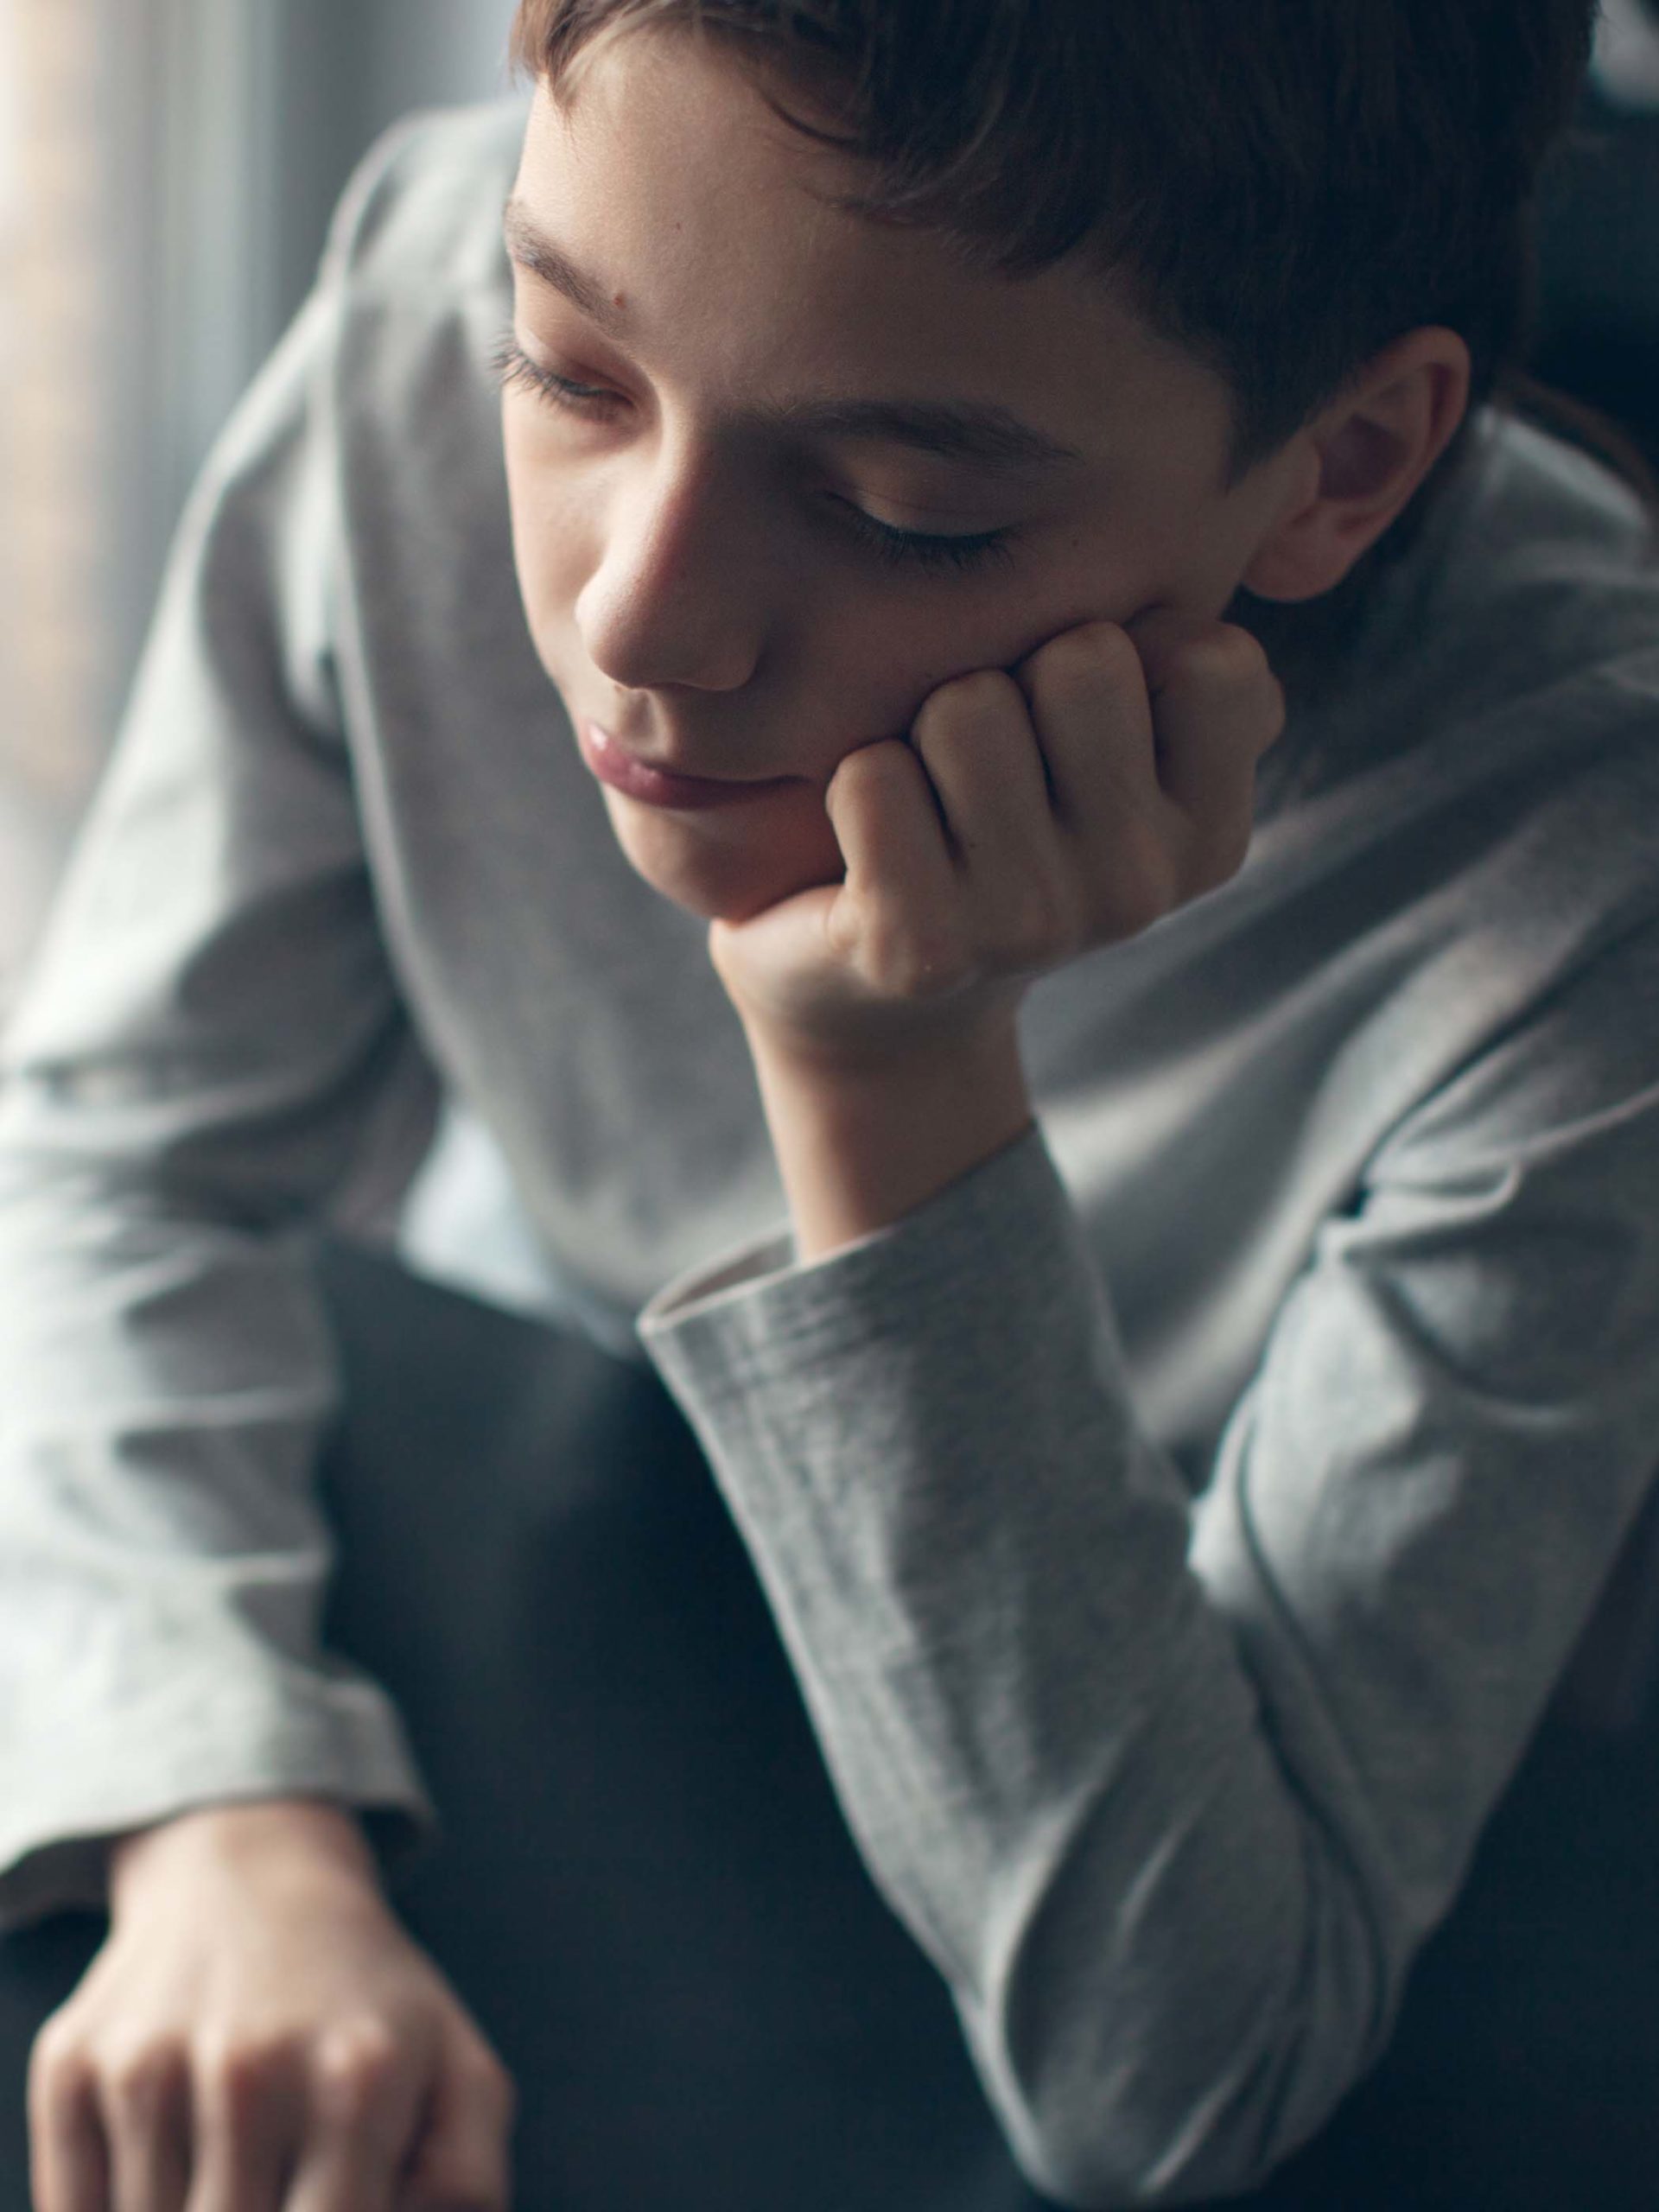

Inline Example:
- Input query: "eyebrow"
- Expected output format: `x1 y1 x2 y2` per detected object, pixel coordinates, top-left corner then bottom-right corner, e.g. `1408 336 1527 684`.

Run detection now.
501 197 1084 476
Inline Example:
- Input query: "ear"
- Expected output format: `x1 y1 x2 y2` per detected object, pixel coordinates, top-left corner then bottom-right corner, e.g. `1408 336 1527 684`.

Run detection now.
1240 328 1472 604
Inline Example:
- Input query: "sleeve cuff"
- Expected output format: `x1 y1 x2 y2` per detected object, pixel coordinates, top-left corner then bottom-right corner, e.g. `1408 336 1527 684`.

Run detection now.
635 1119 1085 1400
0 1685 442 1936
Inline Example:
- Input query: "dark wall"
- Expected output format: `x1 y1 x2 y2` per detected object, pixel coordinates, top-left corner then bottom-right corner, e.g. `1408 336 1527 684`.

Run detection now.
1532 86 1659 469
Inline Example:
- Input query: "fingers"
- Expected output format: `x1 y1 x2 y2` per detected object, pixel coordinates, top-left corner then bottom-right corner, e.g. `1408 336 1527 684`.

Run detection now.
1125 607 1286 889
279 2017 429 2212
911 670 1083 969
395 2031 518 2211
828 673 1085 994
817 605 1284 1007
184 2041 300 2208
823 738 965 991
29 2031 203 2212
28 2030 111 2212
1012 620 1177 933
1018 609 1283 916
25 1823 517 2212
100 2040 193 2209
222 2018 513 2212
28 2014 497 2212
1014 619 1160 829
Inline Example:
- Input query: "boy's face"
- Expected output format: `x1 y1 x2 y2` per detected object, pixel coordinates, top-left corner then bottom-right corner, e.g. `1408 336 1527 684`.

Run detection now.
502 26 1310 924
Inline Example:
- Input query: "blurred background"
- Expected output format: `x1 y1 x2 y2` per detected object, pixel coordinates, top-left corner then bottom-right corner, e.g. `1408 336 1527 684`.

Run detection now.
0 0 522 1012
0 0 1656 1021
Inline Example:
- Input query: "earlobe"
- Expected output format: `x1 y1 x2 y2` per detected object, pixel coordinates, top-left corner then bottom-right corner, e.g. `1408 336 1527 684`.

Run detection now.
1240 329 1471 604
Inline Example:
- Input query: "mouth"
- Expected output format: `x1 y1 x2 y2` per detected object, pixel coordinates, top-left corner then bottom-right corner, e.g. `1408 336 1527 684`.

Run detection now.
577 721 798 811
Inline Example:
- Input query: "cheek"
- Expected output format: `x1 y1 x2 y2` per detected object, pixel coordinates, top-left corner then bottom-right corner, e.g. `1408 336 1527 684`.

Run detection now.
825 607 954 722
1166 533 1262 620
1154 484 1291 619
502 416 593 626
832 587 1064 746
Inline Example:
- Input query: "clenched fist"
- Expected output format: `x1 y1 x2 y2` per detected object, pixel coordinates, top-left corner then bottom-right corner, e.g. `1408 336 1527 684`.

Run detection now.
708 608 1286 1071
28 1802 517 2212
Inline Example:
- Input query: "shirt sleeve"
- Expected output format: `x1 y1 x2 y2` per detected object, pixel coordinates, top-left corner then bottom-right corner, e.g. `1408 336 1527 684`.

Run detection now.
0 131 447 1936
634 912 1659 2208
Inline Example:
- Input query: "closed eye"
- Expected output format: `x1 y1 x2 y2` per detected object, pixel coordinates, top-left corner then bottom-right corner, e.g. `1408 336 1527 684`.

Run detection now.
829 501 1020 575
490 329 1021 580
492 332 620 418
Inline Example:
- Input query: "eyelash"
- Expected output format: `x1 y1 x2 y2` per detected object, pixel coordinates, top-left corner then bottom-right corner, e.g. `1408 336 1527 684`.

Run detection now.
488 330 1020 579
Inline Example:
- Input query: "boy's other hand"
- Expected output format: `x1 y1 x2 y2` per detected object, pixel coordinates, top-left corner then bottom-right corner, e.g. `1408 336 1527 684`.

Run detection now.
708 610 1286 1076
27 1801 518 2212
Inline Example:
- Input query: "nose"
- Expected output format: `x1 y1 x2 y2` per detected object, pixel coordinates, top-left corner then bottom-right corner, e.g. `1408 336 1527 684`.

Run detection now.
575 442 769 695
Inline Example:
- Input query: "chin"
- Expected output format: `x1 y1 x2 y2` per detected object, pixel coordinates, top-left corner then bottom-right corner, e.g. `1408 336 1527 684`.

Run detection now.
604 789 843 924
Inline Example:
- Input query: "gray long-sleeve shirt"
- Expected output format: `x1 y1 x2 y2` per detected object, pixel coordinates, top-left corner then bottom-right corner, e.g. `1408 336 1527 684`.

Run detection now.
4 93 1659 2206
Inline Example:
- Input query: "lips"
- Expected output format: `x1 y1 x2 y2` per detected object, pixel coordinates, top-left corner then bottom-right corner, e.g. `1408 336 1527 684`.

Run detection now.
577 719 794 810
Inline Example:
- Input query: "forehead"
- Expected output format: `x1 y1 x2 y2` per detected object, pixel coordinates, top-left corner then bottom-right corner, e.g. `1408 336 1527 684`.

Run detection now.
511 27 1234 477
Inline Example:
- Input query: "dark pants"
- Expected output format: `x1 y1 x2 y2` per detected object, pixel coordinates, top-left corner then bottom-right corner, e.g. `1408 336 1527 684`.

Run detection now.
3 1233 1656 2209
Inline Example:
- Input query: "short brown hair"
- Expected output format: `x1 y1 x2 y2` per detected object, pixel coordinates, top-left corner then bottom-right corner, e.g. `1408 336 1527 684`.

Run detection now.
507 0 1599 489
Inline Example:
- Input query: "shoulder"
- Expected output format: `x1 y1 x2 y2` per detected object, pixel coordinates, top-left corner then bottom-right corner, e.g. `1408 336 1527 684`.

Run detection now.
1442 408 1658 691
1455 407 1658 614
1268 404 1659 817
1378 406 1659 720
1240 407 1659 1106
318 94 532 304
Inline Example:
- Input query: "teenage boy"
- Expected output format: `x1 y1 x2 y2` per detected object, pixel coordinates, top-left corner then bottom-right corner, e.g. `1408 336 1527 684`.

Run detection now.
5 4 1659 2208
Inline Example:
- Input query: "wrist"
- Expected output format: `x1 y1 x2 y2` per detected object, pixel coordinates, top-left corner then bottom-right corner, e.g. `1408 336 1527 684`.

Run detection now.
106 1796 378 1912
736 984 1024 1088
745 1018 1034 1264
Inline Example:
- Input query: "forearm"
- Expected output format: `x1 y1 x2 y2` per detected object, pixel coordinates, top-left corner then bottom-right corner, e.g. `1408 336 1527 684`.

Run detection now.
0 1184 437 1939
639 1124 1382 2204
641 1064 1659 2205
744 1018 1035 1264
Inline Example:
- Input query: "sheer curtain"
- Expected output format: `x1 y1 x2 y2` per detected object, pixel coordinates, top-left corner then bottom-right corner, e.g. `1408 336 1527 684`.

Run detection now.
1596 0 1659 110
0 0 517 1017
0 0 104 990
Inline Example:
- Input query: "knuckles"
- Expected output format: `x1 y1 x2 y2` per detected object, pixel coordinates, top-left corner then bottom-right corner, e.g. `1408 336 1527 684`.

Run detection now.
192 2031 308 2113
828 735 918 804
817 613 1275 1008
1022 620 1141 712
27 2026 98 2116
104 2041 190 2114
1169 622 1271 691
31 2012 424 2120
915 664 1024 741
309 2017 405 2111
24 1999 515 2210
